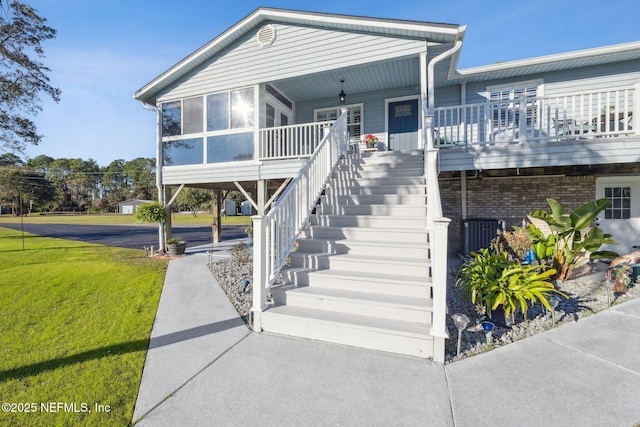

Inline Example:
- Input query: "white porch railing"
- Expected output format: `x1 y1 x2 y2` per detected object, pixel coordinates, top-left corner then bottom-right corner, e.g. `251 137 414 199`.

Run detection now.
258 121 332 160
434 86 638 147
251 111 348 330
424 114 451 363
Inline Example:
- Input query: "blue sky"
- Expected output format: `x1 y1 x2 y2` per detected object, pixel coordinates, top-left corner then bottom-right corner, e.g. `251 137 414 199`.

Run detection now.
20 0 640 166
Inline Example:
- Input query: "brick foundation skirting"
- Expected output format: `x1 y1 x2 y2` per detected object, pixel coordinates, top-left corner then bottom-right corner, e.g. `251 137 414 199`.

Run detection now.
440 175 596 255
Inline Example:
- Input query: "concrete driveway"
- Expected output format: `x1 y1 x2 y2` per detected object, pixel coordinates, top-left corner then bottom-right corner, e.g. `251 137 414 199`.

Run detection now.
0 223 247 249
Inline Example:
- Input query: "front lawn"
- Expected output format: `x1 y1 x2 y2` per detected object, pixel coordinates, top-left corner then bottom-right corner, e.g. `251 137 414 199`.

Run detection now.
0 227 168 426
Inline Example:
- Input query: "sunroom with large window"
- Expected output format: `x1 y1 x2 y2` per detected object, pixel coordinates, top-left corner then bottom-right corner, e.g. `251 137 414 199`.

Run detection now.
161 87 256 167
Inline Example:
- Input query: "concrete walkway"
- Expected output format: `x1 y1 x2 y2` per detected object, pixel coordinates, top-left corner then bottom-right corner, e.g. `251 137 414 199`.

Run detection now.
133 250 640 426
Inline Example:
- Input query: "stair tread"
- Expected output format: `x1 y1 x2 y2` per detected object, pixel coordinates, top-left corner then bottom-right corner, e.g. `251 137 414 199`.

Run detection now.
330 253 429 265
263 305 433 337
284 286 432 309
308 268 431 285
297 238 429 248
314 214 427 220
310 225 428 233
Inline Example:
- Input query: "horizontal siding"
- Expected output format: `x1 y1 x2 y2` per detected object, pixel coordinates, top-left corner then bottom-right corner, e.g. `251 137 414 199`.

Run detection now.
433 85 461 108
162 159 306 185
438 138 640 171
463 60 640 104
543 59 640 94
158 23 426 102
296 86 419 135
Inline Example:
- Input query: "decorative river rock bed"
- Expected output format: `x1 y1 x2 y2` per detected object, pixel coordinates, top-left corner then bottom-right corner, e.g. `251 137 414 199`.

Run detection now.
209 250 640 364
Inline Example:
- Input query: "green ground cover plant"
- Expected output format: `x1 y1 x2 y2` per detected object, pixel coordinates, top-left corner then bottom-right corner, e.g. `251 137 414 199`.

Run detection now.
0 227 168 426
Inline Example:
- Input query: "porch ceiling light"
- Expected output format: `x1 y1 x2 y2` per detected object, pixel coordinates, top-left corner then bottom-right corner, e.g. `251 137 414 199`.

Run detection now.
338 79 346 105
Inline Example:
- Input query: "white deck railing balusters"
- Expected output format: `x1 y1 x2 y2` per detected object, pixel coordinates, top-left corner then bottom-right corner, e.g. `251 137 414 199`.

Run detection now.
252 111 348 330
433 86 637 147
258 121 330 160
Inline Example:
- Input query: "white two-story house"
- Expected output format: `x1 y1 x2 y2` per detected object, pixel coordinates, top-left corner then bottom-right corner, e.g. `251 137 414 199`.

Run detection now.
134 7 640 363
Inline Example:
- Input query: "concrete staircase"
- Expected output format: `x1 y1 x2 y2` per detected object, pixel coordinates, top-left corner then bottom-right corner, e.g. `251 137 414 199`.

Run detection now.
260 150 437 359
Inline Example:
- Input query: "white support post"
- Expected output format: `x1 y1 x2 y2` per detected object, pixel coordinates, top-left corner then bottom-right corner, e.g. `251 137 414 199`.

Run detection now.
425 152 441 225
634 83 640 135
300 165 309 225
251 214 267 331
430 217 451 363
461 170 467 221
424 115 435 151
420 50 428 149
519 95 527 144
251 179 269 331
163 186 172 246
461 82 467 143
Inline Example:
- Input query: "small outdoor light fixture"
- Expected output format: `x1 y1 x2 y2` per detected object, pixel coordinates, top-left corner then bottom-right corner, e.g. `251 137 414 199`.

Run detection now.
549 295 560 327
143 245 154 258
338 79 346 105
481 320 495 345
452 313 470 356
604 279 615 308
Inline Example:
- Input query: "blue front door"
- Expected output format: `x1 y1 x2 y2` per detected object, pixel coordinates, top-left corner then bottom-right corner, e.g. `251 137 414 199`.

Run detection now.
388 99 419 151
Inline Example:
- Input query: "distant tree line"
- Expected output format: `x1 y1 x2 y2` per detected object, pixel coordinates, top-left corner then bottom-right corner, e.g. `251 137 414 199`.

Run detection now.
0 153 157 214
0 152 246 216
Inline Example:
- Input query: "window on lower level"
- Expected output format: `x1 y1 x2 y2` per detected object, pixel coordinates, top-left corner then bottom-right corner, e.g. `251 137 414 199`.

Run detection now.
604 186 631 219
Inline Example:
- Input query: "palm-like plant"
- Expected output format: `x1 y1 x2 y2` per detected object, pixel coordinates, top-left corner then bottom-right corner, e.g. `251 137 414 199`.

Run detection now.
485 264 563 324
528 198 619 281
456 249 510 315
457 249 564 324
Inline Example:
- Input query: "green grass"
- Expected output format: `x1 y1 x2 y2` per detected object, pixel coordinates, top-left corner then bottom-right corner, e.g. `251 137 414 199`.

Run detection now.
0 213 252 226
0 227 168 426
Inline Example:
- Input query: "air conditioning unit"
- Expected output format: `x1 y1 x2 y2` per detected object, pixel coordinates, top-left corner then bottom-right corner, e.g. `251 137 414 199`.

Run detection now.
462 219 503 256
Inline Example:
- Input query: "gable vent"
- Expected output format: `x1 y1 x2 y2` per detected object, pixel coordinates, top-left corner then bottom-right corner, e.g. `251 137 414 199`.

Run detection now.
257 24 276 47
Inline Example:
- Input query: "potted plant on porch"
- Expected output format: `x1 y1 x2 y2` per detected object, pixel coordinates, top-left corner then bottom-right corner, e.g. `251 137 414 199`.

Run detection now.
363 134 379 149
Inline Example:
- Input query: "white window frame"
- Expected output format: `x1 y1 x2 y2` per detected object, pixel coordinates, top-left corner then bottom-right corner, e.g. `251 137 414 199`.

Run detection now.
160 85 258 166
596 176 639 219
314 103 363 142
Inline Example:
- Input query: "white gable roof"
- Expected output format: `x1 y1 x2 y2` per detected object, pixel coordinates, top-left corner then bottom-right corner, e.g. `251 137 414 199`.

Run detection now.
134 7 462 104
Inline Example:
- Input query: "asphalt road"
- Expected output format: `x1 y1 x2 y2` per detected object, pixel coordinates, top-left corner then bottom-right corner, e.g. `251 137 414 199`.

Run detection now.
0 223 247 250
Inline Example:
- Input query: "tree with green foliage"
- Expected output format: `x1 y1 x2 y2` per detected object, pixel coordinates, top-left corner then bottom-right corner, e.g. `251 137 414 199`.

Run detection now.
123 157 156 200
26 153 54 173
0 1 61 153
0 161 54 214
101 159 127 209
44 157 99 211
176 187 211 217
0 151 22 165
